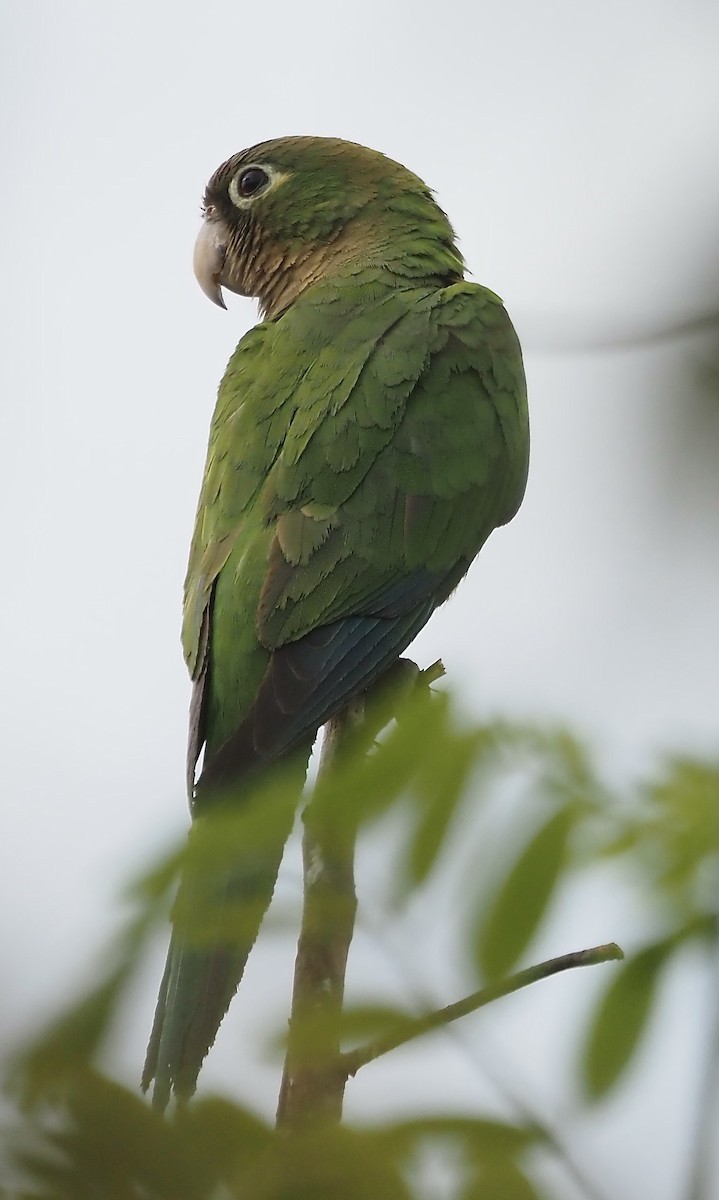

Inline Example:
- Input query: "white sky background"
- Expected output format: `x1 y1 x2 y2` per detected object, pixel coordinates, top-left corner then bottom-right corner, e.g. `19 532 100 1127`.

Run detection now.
1 2 719 1196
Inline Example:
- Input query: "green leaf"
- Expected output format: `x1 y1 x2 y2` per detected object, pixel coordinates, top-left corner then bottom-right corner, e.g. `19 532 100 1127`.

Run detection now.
582 940 672 1098
463 1161 542 1200
646 759 719 896
172 1097 273 1192
10 968 132 1105
476 806 575 981
406 729 489 886
241 1123 411 1200
380 1115 538 1157
126 841 184 905
12 1071 189 1200
312 686 448 832
378 1118 541 1200
267 1003 416 1065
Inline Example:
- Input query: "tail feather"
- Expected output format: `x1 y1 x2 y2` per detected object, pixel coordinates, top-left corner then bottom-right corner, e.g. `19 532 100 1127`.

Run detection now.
143 915 263 1109
144 605 437 1109
142 760 305 1110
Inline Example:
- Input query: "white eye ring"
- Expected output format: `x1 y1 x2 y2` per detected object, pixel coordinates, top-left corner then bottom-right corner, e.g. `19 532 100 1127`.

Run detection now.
228 162 282 208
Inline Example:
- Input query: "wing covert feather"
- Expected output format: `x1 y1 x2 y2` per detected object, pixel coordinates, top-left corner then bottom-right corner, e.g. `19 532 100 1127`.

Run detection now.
256 281 528 648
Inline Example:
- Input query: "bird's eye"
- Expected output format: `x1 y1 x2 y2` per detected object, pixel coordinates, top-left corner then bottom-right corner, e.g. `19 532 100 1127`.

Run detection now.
237 167 269 198
227 162 278 209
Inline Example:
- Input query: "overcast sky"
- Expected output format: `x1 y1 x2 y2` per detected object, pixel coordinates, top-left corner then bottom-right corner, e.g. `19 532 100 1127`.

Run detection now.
2 3 718 1197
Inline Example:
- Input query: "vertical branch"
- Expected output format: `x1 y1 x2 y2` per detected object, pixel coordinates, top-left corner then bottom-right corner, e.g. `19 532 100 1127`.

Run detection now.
276 698 363 1129
685 940 719 1200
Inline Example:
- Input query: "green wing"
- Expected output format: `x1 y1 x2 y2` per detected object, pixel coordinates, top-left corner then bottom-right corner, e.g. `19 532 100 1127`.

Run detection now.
256 281 527 645
183 279 528 792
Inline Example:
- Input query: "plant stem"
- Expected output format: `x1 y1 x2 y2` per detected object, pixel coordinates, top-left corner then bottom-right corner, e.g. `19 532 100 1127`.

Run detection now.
276 699 363 1128
341 943 624 1078
685 937 719 1200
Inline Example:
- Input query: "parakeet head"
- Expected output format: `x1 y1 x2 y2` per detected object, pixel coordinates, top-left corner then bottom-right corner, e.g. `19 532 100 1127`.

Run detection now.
193 136 463 319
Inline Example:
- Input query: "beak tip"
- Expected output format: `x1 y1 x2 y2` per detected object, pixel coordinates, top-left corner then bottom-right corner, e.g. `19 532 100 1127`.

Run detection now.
193 221 229 310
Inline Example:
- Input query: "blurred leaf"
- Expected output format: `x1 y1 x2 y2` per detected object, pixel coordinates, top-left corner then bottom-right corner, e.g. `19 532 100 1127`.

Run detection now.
539 729 600 807
235 1122 411 1200
268 1003 416 1065
170 786 296 946
475 806 575 981
644 759 719 898
8 692 719 1199
380 1117 540 1200
380 1115 539 1158
582 939 673 1099
343 657 424 754
172 1096 273 1194
126 842 184 905
6 1081 544 1200
405 728 489 887
11 968 132 1105
463 1161 542 1200
11 898 176 1105
8 1072 415 1200
311 687 447 832
12 1070 188 1199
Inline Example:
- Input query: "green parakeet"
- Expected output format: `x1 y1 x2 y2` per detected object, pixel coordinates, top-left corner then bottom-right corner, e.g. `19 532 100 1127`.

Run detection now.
142 136 529 1109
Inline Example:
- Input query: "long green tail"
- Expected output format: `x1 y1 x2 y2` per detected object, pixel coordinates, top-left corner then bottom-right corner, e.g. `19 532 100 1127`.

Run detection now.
143 605 438 1109
142 823 294 1110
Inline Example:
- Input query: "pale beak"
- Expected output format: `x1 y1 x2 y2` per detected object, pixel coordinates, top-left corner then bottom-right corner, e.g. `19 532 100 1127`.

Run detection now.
193 219 228 309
